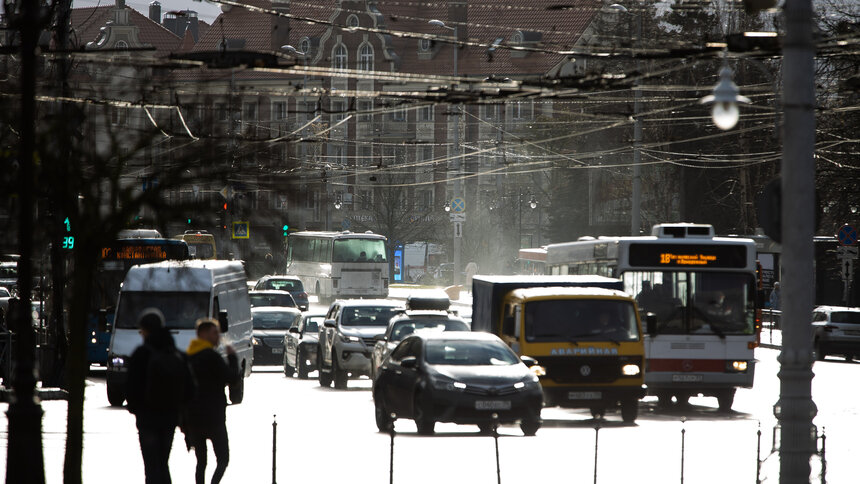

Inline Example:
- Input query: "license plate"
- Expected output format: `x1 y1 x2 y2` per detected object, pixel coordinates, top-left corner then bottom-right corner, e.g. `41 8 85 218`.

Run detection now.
476 400 511 410
272 348 284 354
672 374 703 382
568 391 602 400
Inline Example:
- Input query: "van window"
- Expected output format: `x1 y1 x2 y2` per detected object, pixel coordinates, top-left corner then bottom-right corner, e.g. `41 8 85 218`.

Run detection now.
116 291 210 329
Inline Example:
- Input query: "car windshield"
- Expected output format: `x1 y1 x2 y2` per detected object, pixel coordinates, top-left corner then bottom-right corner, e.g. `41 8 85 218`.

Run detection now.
332 239 387 263
253 311 299 330
249 293 295 308
116 291 209 329
525 299 639 342
259 279 303 292
188 243 214 259
0 288 9 297
830 311 860 324
390 319 469 342
0 266 16 278
425 340 520 366
341 306 399 327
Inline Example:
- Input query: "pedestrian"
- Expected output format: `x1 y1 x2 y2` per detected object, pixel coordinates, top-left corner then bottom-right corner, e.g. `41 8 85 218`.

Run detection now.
769 282 781 310
126 308 195 484
183 318 240 484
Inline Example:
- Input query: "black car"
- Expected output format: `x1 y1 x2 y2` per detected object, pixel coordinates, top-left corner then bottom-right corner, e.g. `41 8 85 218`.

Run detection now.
252 307 302 366
373 332 543 436
249 289 297 309
284 313 325 378
254 276 309 311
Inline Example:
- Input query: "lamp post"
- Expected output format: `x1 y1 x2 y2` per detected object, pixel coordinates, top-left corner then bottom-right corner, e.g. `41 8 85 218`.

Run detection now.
609 4 642 235
429 19 463 285
700 62 751 131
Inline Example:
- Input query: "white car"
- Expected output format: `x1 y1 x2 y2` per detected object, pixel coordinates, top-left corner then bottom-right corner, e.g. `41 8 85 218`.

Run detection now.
812 306 860 361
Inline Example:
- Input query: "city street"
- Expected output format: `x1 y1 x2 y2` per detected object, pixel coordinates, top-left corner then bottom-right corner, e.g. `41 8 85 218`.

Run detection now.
0 340 856 483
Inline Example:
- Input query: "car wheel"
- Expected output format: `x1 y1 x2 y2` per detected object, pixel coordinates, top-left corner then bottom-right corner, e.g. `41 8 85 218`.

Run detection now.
283 351 295 377
520 419 540 436
845 353 854 362
333 353 348 390
106 383 125 407
318 353 332 387
589 408 605 419
814 340 826 361
374 392 393 432
717 390 735 412
621 399 638 423
297 347 310 379
413 392 435 435
477 422 493 435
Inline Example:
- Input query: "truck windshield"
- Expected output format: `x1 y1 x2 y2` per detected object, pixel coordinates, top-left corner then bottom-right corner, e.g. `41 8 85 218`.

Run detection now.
524 299 640 343
116 291 209 329
332 239 387 263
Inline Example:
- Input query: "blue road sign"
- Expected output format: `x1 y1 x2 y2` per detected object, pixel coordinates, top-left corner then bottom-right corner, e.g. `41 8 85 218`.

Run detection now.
451 197 465 213
837 224 858 246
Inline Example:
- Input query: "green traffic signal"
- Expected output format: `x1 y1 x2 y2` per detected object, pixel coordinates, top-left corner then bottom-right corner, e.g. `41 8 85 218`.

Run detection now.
283 224 289 236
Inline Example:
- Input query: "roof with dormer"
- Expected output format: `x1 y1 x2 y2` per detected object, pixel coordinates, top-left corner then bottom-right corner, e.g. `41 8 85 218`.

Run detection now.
70 5 182 54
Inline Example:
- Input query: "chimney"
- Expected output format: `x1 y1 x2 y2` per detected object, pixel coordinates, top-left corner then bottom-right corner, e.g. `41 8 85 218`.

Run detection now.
149 1 161 23
271 0 290 52
448 1 467 42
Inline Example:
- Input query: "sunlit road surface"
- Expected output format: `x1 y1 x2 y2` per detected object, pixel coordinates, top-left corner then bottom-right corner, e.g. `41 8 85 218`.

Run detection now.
0 329 856 482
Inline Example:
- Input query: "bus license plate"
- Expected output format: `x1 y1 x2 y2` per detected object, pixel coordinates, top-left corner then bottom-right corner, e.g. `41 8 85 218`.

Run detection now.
568 391 602 400
476 400 511 410
672 374 703 382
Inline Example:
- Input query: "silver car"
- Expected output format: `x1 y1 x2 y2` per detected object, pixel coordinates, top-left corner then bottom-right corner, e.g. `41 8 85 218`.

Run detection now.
812 306 860 361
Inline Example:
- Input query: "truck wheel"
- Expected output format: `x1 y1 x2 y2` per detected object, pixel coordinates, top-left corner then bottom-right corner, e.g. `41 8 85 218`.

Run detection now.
621 400 638 423
229 373 245 404
657 392 673 408
374 392 393 432
318 353 333 387
333 353 348 390
520 419 541 436
106 383 125 407
283 352 295 377
297 348 310 379
413 393 435 435
717 390 735 412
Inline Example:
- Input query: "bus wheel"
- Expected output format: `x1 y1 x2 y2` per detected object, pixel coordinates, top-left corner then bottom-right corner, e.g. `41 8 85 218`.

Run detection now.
621 400 638 423
717 390 735 412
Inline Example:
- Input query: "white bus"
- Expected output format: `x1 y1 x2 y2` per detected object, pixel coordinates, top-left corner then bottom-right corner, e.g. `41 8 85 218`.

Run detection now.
286 231 389 301
545 223 760 411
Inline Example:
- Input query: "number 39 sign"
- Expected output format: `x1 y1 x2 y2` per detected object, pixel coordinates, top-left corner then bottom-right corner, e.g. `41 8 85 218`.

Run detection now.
62 217 75 250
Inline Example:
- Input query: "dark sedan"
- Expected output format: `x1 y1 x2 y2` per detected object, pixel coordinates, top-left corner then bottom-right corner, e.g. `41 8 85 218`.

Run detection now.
254 276 309 311
373 332 543 436
284 313 325 378
249 290 297 309
252 307 302 366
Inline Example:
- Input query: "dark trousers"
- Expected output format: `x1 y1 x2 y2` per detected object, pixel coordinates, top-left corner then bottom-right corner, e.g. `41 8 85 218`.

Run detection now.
187 421 230 484
137 419 176 484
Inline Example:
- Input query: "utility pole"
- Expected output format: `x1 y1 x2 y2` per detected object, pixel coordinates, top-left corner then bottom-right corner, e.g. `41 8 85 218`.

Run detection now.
631 11 642 236
776 0 817 482
6 0 47 480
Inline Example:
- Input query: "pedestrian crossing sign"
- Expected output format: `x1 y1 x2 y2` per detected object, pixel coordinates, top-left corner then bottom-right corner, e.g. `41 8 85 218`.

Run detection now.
232 221 250 239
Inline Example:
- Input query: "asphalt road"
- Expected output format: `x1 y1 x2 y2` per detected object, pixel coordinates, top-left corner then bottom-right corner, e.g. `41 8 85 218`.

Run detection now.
0 303 856 483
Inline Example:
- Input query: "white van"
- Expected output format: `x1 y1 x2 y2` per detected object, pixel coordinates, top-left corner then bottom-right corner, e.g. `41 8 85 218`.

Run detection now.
105 260 253 406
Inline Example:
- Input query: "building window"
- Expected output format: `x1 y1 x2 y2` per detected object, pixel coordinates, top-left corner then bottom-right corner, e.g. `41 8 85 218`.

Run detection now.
358 43 374 71
110 106 127 126
357 99 373 122
330 99 347 123
418 38 432 52
346 14 359 28
510 101 533 120
272 101 287 120
389 106 406 121
332 44 348 70
418 105 434 122
217 103 228 121
115 40 129 50
243 102 257 120
481 104 499 120
300 37 311 55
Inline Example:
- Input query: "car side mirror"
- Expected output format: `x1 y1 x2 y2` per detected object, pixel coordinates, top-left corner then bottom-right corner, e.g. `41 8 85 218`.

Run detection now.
520 355 538 367
98 309 109 333
289 327 299 334
400 356 418 369
323 319 336 328
374 334 386 342
218 309 229 333
646 313 657 337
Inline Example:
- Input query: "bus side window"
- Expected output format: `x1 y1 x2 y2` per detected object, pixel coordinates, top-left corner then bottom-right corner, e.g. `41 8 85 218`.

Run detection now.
502 304 515 336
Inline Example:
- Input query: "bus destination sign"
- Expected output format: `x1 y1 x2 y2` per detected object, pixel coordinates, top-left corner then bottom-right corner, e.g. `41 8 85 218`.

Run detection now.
101 245 168 261
629 243 747 269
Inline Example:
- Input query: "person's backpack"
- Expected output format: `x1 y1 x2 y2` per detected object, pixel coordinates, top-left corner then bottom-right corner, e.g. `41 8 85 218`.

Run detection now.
146 346 193 411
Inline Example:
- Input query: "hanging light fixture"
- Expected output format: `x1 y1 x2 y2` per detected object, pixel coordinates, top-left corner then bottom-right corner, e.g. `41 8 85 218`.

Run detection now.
700 63 751 131
333 194 342 210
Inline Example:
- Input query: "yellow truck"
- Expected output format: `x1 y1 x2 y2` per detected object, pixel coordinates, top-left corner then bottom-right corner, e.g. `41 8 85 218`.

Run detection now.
471 275 647 422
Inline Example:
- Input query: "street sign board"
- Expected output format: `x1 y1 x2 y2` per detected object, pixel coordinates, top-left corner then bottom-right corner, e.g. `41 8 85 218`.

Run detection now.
450 213 466 222
232 221 250 239
837 224 858 246
451 197 465 213
837 245 859 260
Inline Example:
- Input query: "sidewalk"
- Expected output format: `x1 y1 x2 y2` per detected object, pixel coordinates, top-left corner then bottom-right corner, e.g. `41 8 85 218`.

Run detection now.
760 327 782 349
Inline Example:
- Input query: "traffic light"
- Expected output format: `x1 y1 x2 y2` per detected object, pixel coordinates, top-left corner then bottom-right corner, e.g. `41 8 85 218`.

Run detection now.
283 224 289 236
187 217 192 225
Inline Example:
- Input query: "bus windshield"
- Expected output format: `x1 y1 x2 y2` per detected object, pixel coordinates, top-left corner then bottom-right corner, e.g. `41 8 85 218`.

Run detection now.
524 299 639 342
332 239 387 263
116 291 209 330
624 271 755 335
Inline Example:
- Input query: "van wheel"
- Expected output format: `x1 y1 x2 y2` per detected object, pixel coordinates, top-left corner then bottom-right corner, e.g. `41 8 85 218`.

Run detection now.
333 354 348 390
621 400 638 423
106 384 125 407
229 373 245 404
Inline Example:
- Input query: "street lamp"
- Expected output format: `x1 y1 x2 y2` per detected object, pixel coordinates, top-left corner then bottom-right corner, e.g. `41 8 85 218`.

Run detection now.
700 63 751 131
444 201 451 212
334 194 342 210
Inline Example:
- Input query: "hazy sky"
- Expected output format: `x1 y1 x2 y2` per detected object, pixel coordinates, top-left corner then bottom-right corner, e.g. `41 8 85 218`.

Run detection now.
72 0 224 24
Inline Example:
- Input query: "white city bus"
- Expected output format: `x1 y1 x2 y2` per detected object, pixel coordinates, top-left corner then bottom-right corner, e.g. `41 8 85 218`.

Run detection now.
286 231 389 301
545 223 760 411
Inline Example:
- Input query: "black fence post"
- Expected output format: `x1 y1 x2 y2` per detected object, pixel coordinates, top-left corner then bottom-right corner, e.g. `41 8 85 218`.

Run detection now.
756 421 762 484
492 413 501 484
389 414 396 484
593 421 600 484
272 414 277 484
680 417 686 484
820 427 826 484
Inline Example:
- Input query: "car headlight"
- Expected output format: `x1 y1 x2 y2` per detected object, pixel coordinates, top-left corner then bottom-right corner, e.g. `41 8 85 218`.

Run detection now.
110 356 125 367
529 365 547 378
252 337 262 346
432 379 466 391
621 364 641 376
343 335 361 343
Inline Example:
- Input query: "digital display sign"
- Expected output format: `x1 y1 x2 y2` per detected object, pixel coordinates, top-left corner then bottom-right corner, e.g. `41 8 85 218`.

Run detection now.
629 243 748 269
100 240 189 262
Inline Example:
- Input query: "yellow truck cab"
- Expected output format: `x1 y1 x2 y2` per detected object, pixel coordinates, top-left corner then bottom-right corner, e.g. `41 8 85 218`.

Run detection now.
174 230 217 260
471 275 646 422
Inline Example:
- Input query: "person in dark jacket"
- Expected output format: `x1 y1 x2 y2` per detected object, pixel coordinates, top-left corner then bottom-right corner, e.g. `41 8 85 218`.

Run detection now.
126 308 193 484
184 318 240 484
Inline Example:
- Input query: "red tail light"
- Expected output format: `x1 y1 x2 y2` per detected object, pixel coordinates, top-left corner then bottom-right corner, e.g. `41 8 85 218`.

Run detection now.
298 292 308 299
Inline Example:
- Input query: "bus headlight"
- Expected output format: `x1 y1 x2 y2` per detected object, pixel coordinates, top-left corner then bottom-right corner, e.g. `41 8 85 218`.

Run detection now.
621 364 641 376
729 360 748 372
